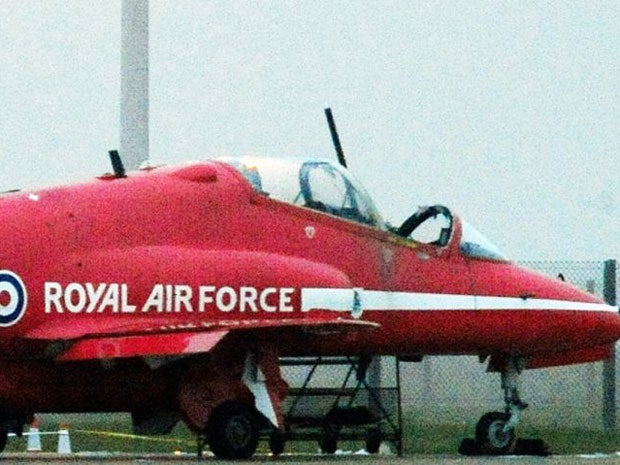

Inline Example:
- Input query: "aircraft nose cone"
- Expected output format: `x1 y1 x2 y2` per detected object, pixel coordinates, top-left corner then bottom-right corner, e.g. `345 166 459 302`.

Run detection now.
563 289 620 347
466 259 620 357
560 277 620 343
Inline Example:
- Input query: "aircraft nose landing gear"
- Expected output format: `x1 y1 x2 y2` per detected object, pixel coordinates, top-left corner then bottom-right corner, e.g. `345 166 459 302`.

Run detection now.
475 411 516 454
468 357 536 456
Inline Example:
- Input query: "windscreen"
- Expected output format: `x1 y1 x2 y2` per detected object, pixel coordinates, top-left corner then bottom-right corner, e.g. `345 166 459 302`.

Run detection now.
460 220 508 261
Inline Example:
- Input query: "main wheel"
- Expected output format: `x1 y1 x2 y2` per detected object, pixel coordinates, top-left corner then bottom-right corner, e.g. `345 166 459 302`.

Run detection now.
365 427 382 454
0 427 6 453
269 429 286 456
319 424 339 454
475 411 516 455
206 402 259 459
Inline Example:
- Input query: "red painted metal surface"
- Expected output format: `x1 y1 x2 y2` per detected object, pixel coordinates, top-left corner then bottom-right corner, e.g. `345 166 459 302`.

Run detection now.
0 158 617 419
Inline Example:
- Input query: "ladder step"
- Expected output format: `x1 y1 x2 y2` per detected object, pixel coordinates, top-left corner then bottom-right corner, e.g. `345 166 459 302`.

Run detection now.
288 387 358 396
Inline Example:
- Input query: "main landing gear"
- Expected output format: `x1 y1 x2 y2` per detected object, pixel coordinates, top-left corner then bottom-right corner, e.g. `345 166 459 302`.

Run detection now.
200 401 260 460
473 358 528 455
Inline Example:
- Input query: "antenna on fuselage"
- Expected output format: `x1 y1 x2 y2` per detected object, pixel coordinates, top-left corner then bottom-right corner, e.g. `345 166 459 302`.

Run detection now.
109 150 127 178
324 107 347 168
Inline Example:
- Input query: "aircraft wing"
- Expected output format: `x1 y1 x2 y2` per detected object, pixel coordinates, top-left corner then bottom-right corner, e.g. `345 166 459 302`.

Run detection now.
24 317 378 362
56 329 230 361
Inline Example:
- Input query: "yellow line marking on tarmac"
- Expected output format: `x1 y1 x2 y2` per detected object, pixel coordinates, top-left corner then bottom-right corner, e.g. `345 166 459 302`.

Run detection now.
74 429 194 445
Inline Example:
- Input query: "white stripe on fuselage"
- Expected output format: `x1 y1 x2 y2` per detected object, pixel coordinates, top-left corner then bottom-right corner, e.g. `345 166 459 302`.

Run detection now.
300 288 618 314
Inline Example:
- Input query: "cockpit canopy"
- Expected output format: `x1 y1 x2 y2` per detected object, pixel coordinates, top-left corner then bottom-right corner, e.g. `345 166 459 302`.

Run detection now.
220 157 508 262
221 157 385 228
398 205 508 261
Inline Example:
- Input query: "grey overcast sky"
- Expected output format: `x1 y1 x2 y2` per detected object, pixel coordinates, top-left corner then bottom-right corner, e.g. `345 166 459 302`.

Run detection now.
1 1 618 261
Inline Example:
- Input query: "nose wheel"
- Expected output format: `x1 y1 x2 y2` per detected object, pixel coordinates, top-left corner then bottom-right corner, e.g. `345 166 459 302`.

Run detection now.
474 357 527 455
475 411 515 453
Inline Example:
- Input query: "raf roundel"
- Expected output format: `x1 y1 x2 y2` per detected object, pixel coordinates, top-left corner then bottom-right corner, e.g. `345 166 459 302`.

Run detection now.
0 271 28 327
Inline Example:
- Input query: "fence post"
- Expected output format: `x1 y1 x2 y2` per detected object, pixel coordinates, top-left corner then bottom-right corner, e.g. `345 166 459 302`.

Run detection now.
603 259 617 429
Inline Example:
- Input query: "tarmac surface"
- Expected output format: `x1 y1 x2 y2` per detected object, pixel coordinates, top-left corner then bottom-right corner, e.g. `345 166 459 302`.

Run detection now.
2 453 620 464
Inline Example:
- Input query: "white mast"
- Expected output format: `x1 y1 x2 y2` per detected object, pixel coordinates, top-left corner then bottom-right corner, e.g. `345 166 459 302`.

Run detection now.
120 0 149 170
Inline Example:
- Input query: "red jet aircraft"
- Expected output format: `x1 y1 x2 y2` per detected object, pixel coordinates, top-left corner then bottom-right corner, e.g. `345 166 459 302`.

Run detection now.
0 155 618 458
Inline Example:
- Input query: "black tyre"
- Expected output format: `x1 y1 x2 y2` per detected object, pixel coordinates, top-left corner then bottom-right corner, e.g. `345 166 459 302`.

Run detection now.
366 427 382 454
207 402 259 459
319 424 338 454
475 411 516 455
269 429 286 456
0 427 6 453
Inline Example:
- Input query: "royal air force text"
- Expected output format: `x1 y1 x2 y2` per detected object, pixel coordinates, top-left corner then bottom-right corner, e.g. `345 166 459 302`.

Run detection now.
44 283 296 314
